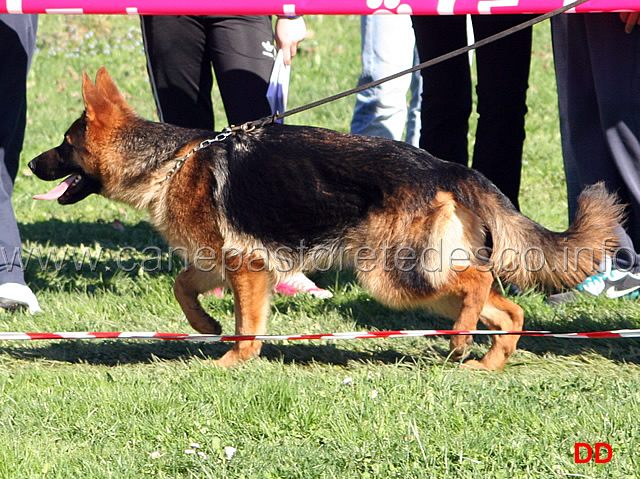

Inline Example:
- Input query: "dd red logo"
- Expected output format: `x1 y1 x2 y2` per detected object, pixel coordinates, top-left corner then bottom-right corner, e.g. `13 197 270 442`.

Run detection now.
574 443 613 463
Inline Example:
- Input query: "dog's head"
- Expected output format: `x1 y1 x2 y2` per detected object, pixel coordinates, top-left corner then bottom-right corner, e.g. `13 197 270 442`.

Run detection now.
29 66 135 204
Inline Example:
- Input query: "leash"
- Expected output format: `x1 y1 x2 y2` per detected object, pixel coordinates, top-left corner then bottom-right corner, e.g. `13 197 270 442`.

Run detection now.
236 0 592 132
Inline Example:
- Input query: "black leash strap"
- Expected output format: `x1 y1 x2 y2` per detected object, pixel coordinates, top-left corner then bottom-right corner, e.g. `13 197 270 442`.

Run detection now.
234 0 592 132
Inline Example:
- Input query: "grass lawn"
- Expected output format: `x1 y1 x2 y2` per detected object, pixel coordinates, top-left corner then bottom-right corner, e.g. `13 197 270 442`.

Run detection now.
1 14 639 479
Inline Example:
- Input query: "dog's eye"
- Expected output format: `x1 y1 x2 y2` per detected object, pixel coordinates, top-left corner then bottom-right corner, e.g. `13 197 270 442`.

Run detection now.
65 134 74 146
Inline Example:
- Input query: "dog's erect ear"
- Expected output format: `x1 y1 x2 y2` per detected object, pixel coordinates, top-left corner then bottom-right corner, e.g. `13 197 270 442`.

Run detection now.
94 66 130 109
82 71 111 124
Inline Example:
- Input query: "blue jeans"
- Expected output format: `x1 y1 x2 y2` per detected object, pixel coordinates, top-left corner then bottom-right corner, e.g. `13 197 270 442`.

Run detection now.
350 15 422 147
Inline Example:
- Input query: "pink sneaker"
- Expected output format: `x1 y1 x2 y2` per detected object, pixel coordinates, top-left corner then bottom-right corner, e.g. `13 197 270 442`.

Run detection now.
202 287 225 298
211 287 225 298
275 273 333 299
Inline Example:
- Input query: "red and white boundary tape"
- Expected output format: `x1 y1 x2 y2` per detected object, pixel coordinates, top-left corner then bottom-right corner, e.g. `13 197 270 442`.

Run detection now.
1 329 639 343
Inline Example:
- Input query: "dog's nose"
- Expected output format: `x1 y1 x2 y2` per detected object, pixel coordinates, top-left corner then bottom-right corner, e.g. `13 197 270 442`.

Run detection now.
28 159 37 171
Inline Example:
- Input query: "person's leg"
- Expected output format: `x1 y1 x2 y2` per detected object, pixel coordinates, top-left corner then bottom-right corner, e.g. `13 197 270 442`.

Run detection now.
586 14 640 257
552 15 616 218
471 15 532 210
547 14 640 303
411 14 471 164
553 13 640 270
0 14 41 312
207 16 274 126
141 15 215 130
404 46 423 148
350 15 416 142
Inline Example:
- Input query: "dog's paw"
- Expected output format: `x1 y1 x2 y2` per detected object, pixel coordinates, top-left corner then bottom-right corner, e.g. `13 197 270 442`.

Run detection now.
208 342 263 367
449 335 473 361
202 317 223 335
210 354 243 368
449 345 471 361
460 359 492 370
185 311 222 335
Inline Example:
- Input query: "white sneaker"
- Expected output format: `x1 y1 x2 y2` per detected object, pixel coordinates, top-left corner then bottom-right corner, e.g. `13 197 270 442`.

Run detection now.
577 269 640 299
0 282 42 314
547 256 640 305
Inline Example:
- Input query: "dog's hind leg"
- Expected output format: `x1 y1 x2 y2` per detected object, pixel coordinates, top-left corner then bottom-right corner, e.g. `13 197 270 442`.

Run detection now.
214 257 272 368
174 265 225 334
430 267 494 363
431 267 524 370
370 265 495 365
462 289 524 371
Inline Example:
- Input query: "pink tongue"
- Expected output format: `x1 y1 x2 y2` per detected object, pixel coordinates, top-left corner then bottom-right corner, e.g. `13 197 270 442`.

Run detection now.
33 175 78 200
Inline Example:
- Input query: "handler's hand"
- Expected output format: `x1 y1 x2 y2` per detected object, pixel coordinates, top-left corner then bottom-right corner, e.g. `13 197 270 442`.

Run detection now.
275 16 307 65
620 12 639 34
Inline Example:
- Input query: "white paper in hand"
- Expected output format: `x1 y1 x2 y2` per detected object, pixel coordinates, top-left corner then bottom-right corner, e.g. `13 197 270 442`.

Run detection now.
266 49 290 123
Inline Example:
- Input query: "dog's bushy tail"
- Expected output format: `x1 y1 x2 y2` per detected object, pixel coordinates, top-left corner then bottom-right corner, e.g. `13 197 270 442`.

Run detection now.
478 182 625 292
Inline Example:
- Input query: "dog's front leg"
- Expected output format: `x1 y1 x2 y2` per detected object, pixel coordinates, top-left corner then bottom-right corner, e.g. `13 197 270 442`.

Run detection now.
215 257 272 367
173 265 225 334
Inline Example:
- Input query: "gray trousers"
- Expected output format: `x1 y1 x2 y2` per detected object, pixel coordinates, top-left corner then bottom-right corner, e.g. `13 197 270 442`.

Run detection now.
0 14 37 284
552 13 640 271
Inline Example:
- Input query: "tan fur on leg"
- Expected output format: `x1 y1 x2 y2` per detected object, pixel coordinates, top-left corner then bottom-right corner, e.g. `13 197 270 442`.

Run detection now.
443 267 493 361
462 289 524 370
215 258 272 367
173 266 225 334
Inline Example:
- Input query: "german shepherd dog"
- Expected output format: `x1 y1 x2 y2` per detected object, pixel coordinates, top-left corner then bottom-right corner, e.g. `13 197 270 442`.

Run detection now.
29 67 623 369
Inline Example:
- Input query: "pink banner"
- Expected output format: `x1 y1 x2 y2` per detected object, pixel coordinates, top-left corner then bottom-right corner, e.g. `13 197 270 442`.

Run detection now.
2 0 639 15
